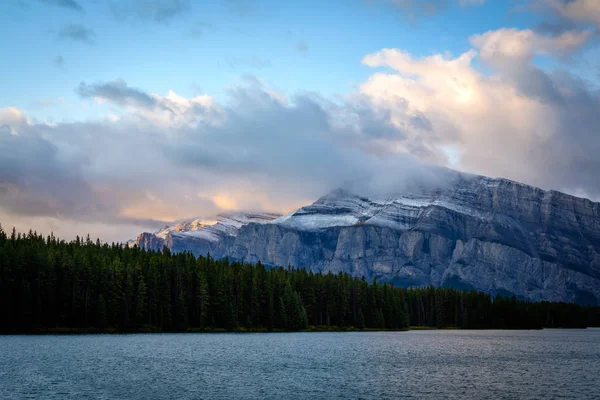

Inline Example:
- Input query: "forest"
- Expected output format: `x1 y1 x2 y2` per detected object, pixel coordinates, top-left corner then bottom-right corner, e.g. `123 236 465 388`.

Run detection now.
1 225 599 333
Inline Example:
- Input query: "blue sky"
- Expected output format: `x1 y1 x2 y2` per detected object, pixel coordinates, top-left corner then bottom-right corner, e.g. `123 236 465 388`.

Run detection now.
1 0 538 121
1 0 600 241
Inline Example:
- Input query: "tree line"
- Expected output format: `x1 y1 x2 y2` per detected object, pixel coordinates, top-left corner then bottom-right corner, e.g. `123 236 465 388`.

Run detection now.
1 226 599 333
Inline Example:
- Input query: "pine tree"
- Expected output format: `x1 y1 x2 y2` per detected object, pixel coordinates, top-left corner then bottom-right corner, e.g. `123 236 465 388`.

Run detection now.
136 279 147 327
276 297 287 330
0 226 598 333
357 309 365 329
196 272 209 329
97 295 107 329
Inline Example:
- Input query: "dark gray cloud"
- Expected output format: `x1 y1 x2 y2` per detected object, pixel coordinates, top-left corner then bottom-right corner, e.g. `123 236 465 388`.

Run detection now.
157 79 430 199
36 0 83 12
502 64 566 106
165 89 344 184
111 0 191 23
77 79 157 108
0 126 102 220
528 0 600 30
0 115 207 240
57 23 96 44
535 19 579 36
537 71 600 194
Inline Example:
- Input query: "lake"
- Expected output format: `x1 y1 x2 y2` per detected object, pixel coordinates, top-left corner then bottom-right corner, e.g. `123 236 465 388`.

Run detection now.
1 329 599 399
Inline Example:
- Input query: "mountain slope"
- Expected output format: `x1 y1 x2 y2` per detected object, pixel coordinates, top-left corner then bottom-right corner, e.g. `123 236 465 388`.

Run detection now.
135 213 280 256
135 173 600 304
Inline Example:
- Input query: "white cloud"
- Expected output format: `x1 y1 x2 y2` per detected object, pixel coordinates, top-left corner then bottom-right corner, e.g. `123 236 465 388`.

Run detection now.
360 28 600 198
77 79 219 128
0 107 27 126
470 28 591 63
2 27 599 241
0 79 428 240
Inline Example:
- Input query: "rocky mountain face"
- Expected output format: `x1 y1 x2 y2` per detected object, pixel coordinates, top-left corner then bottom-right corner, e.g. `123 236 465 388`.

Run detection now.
135 172 600 305
135 213 281 256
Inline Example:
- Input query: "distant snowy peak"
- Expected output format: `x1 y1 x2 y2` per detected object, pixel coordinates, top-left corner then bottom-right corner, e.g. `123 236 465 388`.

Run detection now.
154 212 280 243
155 218 211 240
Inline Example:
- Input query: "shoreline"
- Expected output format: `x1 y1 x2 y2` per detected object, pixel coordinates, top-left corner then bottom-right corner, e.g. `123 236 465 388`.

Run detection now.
3 326 592 335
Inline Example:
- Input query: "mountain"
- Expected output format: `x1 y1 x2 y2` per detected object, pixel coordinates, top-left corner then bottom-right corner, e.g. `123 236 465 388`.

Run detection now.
134 172 600 305
136 213 281 256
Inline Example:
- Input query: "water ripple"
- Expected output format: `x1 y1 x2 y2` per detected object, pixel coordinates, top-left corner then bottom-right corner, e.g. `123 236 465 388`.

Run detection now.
1 329 599 399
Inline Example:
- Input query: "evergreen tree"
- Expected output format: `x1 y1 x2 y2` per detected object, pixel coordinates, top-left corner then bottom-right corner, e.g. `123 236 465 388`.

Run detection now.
97 295 107 329
0 225 597 333
136 279 147 327
276 297 287 330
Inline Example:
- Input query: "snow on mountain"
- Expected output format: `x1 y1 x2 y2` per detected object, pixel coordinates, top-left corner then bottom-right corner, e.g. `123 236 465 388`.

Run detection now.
135 212 280 252
270 172 495 231
225 172 600 305
169 213 280 242
133 171 600 304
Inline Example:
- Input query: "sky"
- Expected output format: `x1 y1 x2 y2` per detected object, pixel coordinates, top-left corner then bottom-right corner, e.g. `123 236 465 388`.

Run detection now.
1 0 599 242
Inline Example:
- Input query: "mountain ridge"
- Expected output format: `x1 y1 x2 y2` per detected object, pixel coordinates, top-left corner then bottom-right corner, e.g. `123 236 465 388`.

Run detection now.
134 172 600 305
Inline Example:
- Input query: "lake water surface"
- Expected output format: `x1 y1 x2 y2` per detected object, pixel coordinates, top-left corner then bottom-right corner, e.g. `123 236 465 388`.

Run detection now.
1 329 599 399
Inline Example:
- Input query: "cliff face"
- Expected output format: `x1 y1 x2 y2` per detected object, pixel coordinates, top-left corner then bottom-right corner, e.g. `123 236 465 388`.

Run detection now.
135 213 279 257
225 175 600 304
135 173 600 304
136 232 165 252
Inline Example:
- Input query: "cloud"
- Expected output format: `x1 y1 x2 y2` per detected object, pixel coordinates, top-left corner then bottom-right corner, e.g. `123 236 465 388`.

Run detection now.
4 25 600 242
0 106 219 240
57 23 96 44
0 107 27 126
36 0 83 12
360 27 600 198
470 28 591 62
1 75 427 240
77 79 157 109
469 28 592 104
543 0 600 27
296 41 308 54
111 0 191 23
535 19 579 36
525 1 600 37
76 79 217 127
